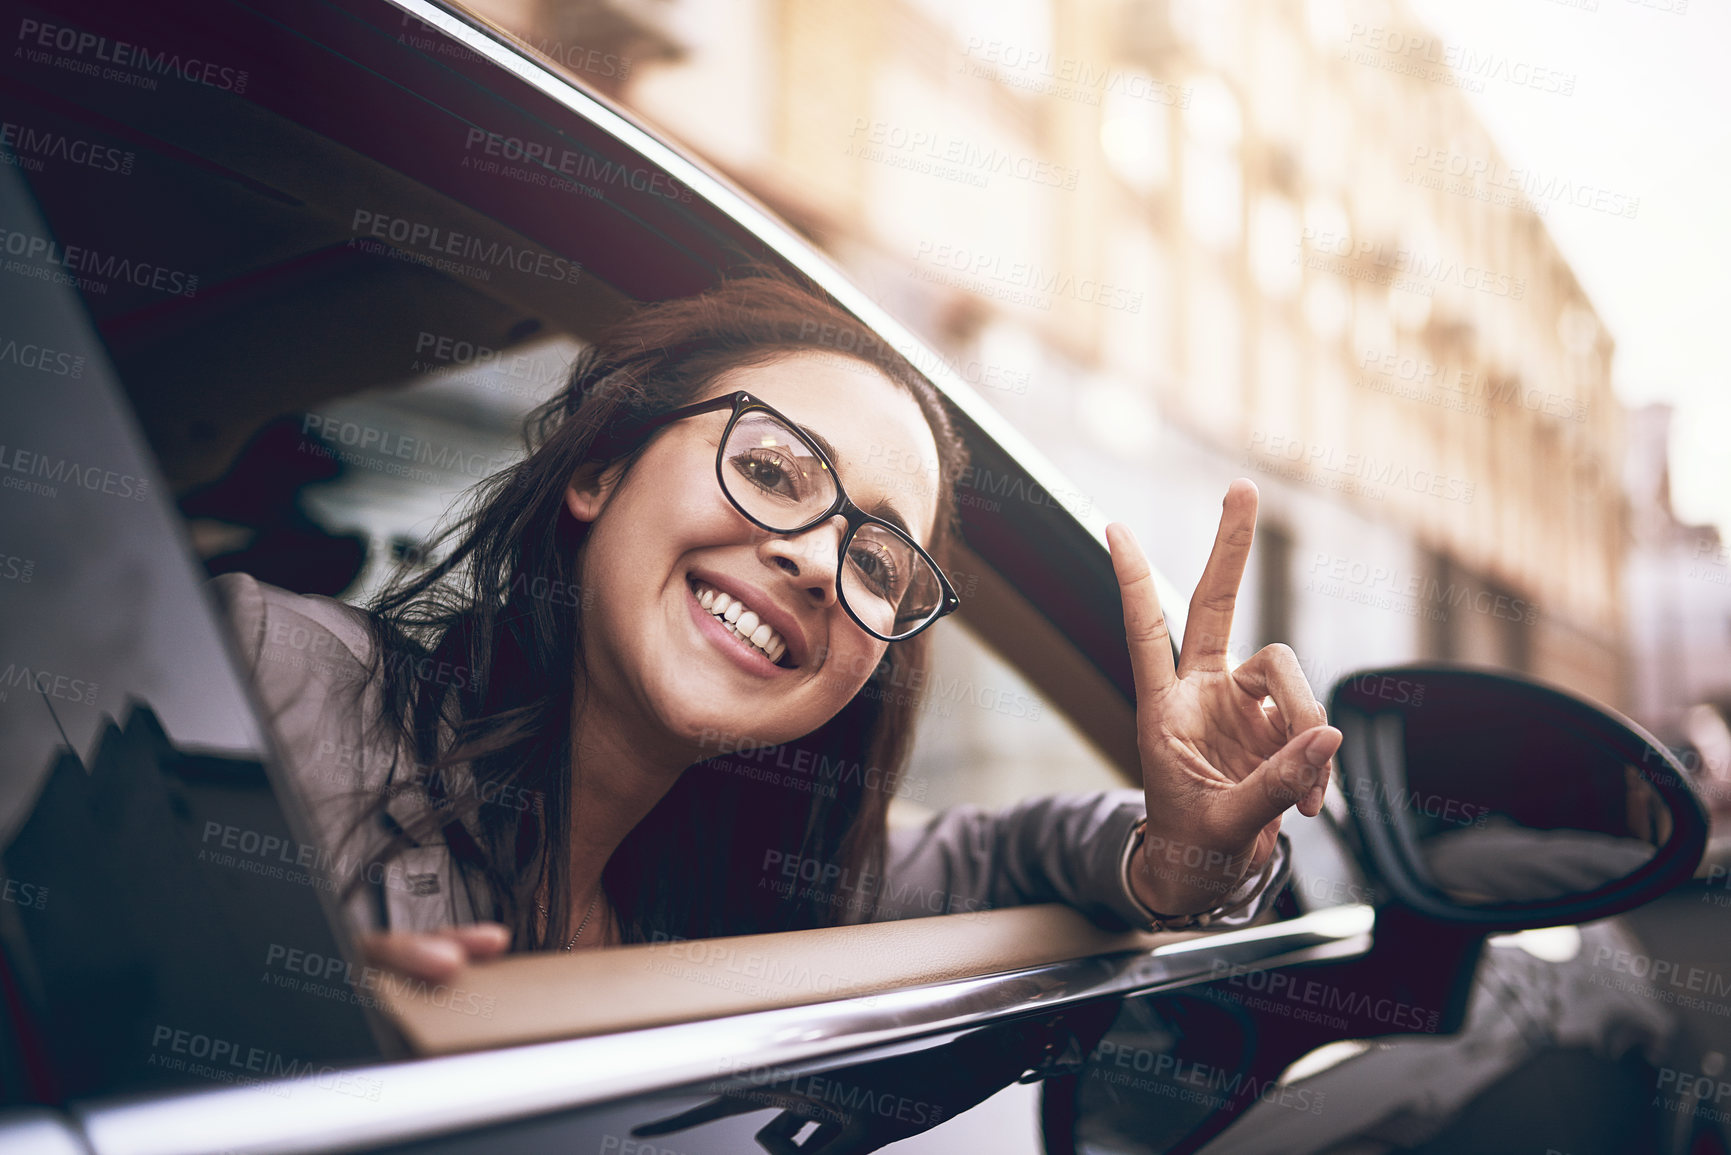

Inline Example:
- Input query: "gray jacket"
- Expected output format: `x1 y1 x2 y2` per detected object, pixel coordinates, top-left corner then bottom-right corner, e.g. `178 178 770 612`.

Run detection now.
208 572 1288 938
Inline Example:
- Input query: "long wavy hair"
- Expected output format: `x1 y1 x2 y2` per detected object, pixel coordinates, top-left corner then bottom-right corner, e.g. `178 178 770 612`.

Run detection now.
351 269 969 948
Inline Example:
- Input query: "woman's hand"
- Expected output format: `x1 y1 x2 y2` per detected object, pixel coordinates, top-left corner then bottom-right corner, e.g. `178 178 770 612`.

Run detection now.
359 922 511 984
1106 479 1342 919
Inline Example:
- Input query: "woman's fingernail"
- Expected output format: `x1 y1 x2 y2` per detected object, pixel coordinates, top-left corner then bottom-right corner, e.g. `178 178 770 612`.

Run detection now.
408 938 463 972
1304 726 1340 767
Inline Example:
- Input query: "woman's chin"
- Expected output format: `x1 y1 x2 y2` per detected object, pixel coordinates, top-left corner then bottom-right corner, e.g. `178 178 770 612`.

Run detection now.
654 694 810 762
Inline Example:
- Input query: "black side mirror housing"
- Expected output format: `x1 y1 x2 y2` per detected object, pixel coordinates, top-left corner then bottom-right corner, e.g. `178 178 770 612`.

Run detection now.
1329 665 1708 930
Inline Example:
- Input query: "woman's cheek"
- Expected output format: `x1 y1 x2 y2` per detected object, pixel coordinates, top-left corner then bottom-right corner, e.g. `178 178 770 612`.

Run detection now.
814 639 887 704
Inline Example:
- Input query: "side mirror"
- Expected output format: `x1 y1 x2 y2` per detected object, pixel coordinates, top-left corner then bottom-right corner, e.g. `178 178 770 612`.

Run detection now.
1328 665 1709 929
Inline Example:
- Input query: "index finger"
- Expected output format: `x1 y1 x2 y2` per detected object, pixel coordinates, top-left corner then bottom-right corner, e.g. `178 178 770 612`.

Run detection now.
1181 479 1258 675
1106 522 1177 696
361 931 465 983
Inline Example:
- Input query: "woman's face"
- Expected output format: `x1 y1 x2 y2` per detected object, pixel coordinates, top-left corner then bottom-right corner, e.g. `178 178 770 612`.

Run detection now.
566 351 943 762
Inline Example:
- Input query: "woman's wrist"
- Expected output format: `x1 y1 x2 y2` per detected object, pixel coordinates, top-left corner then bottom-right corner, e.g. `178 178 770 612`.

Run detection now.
1122 818 1255 926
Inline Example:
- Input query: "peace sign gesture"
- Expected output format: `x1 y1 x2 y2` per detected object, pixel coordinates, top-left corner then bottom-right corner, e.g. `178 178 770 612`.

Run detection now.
1106 479 1341 919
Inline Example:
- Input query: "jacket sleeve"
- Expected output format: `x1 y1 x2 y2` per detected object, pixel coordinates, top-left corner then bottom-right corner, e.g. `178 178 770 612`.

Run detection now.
203 571 473 935
876 789 1291 931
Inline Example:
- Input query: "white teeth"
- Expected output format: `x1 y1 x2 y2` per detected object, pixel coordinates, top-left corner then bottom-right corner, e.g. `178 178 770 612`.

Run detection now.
692 580 790 665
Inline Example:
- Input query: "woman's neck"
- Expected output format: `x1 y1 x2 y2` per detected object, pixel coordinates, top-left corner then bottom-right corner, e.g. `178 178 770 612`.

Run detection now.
560 690 695 910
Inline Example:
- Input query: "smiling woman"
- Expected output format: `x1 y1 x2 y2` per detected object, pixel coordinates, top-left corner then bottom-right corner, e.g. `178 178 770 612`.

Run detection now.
208 267 1327 982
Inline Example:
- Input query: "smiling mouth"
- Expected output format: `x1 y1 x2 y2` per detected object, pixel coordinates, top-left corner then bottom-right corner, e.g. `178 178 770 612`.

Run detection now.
690 579 795 667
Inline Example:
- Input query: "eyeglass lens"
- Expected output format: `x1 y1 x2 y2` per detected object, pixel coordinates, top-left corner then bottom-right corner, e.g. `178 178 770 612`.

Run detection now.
720 411 942 638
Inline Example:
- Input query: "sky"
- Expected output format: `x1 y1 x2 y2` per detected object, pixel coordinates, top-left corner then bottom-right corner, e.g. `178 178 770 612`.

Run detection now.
1407 0 1731 534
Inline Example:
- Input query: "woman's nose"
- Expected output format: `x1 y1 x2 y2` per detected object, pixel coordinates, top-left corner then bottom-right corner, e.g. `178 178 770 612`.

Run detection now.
761 517 845 605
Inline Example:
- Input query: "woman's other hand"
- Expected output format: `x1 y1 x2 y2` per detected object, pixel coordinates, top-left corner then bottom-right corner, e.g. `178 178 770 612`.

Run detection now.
1106 479 1342 919
358 922 511 983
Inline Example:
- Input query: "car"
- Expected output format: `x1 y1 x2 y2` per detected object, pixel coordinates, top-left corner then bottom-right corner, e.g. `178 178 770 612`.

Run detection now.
0 1 1722 1153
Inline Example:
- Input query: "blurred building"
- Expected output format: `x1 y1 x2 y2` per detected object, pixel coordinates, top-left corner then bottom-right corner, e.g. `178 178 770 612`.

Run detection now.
1624 403 1731 744
467 0 1629 724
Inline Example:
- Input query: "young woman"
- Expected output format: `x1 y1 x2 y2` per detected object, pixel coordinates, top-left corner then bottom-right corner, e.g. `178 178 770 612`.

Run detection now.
210 270 1339 982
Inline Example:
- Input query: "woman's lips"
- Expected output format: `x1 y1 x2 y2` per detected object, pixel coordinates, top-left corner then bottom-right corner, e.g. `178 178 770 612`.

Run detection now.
690 579 789 664
686 583 790 677
685 569 808 668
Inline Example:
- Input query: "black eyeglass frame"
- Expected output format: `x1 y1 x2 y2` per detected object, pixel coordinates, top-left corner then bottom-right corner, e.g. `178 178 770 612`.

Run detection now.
603 390 961 642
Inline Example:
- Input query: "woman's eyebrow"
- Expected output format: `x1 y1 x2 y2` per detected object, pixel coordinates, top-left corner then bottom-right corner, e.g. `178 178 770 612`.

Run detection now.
798 422 919 538
864 499 914 538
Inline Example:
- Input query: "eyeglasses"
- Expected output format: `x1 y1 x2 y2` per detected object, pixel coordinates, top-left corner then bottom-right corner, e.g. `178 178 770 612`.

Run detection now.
604 390 960 642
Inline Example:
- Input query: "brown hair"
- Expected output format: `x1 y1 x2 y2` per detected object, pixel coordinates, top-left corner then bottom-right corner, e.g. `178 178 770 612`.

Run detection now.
354 267 969 947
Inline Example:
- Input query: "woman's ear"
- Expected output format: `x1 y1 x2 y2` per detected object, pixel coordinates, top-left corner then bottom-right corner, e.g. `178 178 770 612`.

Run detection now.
564 459 627 524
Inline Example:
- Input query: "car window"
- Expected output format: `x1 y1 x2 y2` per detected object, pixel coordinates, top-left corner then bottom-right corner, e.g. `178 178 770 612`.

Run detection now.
0 96 381 1107
902 622 1125 816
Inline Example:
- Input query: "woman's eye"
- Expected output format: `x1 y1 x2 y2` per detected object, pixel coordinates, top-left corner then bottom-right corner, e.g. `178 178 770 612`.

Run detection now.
848 542 902 600
734 449 801 497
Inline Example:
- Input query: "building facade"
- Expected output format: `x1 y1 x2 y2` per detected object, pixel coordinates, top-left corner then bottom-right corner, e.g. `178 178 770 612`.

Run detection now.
471 0 1630 720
